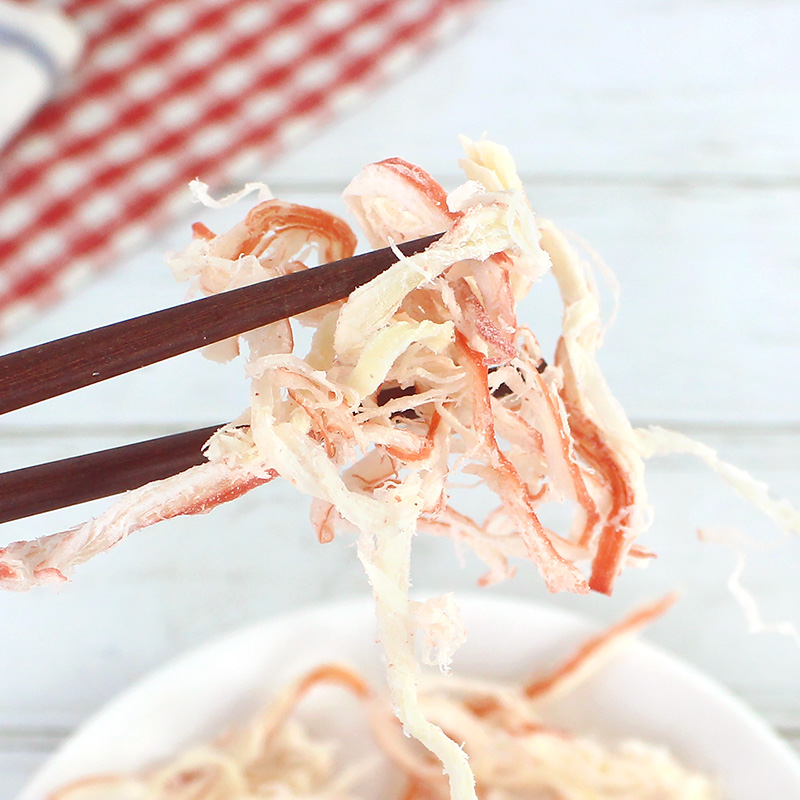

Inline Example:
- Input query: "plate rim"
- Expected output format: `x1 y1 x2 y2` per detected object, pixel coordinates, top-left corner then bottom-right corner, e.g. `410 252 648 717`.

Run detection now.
18 592 800 799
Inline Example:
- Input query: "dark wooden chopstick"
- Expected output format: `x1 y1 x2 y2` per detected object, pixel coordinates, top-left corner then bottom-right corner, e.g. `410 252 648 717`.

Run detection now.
0 425 221 524
0 233 443 415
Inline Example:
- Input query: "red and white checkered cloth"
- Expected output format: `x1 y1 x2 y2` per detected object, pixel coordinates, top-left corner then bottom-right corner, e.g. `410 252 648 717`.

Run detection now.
0 0 477 336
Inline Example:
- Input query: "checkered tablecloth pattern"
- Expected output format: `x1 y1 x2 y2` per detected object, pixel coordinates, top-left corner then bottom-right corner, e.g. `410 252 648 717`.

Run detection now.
0 0 477 336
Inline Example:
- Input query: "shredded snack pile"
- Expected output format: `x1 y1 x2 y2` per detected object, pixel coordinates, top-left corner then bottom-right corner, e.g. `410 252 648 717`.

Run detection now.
2 139 797 799
52 596 716 800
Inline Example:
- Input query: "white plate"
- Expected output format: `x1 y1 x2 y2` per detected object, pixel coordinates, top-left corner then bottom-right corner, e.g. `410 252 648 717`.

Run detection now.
19 594 800 799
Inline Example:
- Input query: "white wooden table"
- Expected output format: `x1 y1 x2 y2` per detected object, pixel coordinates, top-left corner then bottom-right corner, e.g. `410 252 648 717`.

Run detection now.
2 1 799 795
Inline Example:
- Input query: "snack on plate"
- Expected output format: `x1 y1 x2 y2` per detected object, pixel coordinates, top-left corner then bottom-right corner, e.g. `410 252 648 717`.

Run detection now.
53 596 717 800
1 139 797 799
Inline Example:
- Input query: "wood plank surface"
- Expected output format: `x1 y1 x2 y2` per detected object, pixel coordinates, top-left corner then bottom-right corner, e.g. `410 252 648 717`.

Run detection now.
3 0 799 795
269 0 800 183
1 182 799 440
0 432 798 770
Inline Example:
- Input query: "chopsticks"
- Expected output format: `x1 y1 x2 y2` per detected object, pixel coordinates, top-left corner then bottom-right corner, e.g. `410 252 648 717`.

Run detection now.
0 425 220 524
0 233 443 524
0 233 442 415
